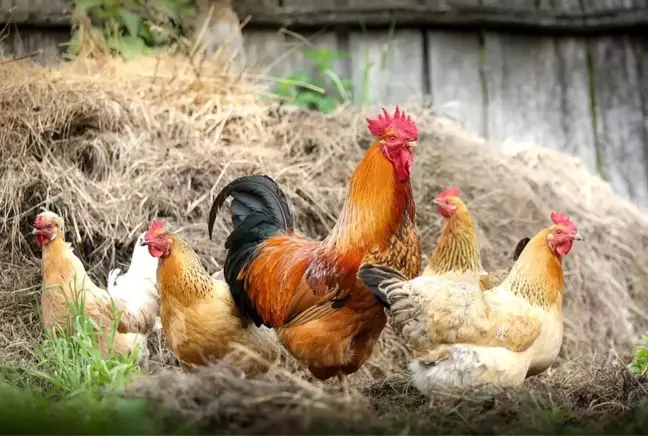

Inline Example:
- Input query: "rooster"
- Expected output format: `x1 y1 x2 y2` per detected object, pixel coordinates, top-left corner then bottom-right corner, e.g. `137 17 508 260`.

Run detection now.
107 231 161 333
33 211 155 361
141 220 281 374
208 107 421 386
423 187 529 289
358 211 581 394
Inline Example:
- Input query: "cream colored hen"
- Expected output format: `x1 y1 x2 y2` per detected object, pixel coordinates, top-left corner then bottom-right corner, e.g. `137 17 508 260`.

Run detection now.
33 211 156 363
358 211 581 395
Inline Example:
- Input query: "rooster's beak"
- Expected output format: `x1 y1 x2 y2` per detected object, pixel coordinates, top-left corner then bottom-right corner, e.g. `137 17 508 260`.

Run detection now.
407 141 417 149
140 240 150 247
32 228 42 235
573 233 583 241
432 198 440 205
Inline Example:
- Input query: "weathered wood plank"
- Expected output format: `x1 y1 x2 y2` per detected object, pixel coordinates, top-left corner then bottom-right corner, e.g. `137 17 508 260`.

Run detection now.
484 33 563 147
591 35 648 206
283 0 420 6
427 30 484 137
242 29 289 77
2 28 69 65
234 2 648 32
555 37 597 172
483 32 596 173
481 0 537 10
348 30 425 106
1 0 647 32
0 0 72 26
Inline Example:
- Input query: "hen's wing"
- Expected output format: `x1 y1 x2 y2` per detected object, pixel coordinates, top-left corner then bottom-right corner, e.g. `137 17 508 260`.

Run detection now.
359 264 543 354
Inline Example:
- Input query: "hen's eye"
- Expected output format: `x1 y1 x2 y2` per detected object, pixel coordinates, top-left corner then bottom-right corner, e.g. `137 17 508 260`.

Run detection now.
388 135 396 142
555 229 562 235
157 235 164 240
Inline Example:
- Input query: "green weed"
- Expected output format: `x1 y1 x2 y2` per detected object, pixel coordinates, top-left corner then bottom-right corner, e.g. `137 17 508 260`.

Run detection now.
1 280 142 393
68 0 195 59
629 334 648 376
272 47 353 113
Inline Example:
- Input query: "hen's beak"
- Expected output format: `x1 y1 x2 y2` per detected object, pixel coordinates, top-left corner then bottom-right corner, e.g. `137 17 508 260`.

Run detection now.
432 198 440 205
140 239 150 247
573 233 583 241
407 141 417 149
32 228 43 235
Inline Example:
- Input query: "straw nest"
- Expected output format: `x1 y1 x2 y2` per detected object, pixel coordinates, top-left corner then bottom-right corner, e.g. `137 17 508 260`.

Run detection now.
1 53 648 433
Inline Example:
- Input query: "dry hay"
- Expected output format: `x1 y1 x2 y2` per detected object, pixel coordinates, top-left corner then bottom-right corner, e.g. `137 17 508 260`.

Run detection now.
1 53 648 433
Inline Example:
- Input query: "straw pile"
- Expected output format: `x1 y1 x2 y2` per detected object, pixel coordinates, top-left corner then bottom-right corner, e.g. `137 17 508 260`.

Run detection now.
1 51 648 433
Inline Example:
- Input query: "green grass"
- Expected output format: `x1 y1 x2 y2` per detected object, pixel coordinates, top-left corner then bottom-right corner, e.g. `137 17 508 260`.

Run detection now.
0 283 190 435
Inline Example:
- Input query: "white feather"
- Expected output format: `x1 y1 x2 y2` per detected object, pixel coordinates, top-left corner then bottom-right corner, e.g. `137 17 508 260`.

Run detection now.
107 231 161 330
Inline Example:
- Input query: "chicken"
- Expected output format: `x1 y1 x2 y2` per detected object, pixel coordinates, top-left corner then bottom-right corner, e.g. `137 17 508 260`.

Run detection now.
107 231 161 333
358 211 582 394
423 187 529 290
207 106 421 384
141 220 281 374
33 211 155 361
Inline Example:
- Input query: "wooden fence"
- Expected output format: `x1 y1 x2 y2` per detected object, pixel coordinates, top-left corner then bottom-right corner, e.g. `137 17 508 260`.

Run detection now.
1 0 648 208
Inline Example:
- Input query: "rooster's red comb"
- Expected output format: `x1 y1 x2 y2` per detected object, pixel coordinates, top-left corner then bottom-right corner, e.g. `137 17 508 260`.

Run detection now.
145 219 165 238
550 211 577 233
366 106 418 141
437 187 460 199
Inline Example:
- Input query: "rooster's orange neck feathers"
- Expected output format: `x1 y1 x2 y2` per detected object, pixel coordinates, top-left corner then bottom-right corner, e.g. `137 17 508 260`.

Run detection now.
426 201 481 275
325 144 414 259
502 228 564 308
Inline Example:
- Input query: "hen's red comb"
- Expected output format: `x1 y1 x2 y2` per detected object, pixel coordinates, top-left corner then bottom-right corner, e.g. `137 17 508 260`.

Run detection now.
145 219 165 238
550 211 577 233
366 106 418 141
437 187 460 199
34 215 46 228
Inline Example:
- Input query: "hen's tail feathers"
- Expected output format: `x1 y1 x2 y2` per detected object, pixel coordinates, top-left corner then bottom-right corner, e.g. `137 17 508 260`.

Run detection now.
207 175 295 327
357 263 408 307
513 237 531 261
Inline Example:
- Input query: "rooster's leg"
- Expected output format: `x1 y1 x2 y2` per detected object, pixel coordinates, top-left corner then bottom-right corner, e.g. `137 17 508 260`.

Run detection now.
337 374 351 401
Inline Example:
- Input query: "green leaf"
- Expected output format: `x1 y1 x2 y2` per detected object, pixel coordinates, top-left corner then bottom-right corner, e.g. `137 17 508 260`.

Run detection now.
315 96 338 113
119 9 141 37
302 47 345 71
271 84 296 99
294 91 322 108
286 71 312 84
75 0 103 12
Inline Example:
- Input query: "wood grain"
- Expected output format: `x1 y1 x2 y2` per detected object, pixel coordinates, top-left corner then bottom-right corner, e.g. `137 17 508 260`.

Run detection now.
348 30 425 106
427 30 484 137
590 35 648 205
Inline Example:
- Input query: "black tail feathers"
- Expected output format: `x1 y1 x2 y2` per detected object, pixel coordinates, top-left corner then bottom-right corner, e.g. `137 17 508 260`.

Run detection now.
208 175 295 327
357 263 408 307
512 237 531 261
208 175 294 240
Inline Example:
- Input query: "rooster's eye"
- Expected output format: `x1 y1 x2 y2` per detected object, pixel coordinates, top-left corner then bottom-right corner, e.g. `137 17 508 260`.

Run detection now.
157 235 164 240
555 229 562 235
388 135 396 142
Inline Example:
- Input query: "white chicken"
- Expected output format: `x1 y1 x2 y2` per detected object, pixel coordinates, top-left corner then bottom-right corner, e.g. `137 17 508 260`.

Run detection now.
108 231 161 334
